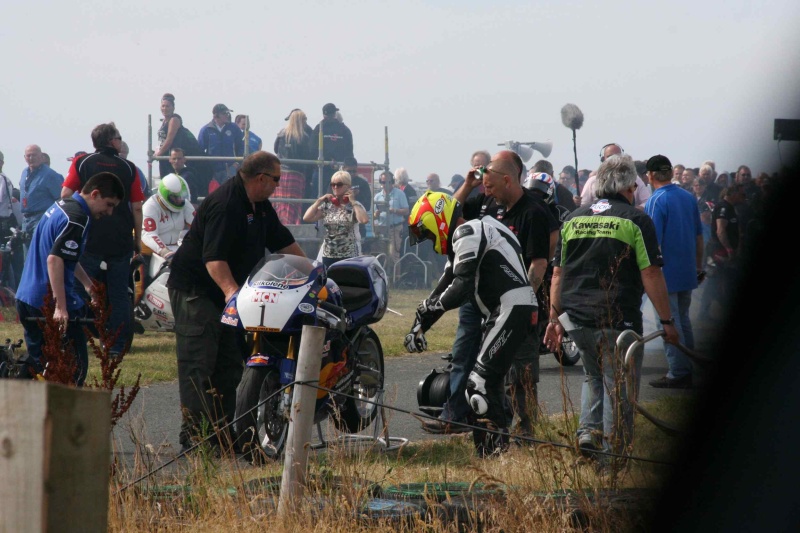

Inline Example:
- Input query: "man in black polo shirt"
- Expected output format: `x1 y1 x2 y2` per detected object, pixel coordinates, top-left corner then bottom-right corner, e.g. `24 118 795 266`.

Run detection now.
61 122 145 357
421 150 554 438
167 151 306 452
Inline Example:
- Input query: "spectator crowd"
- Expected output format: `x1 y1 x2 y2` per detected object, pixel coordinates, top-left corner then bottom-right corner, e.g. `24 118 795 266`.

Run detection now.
0 94 783 460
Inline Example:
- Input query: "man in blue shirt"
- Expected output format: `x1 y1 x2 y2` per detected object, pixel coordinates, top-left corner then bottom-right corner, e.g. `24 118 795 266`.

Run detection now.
198 104 244 187
644 154 705 389
19 144 63 238
373 171 409 268
15 172 124 385
235 115 262 156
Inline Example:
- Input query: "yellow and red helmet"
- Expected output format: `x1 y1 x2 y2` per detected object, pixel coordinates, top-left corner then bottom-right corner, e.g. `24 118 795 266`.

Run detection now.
408 191 461 255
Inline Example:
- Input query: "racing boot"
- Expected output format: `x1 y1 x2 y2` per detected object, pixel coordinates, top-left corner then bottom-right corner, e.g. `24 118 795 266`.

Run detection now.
465 370 509 457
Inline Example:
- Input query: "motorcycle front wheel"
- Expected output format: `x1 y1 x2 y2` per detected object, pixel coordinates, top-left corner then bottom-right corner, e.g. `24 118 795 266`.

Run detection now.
234 366 287 460
332 328 385 433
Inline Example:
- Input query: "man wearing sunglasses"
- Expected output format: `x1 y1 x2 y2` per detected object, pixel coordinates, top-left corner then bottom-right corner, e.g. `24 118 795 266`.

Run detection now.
419 150 553 442
167 150 306 454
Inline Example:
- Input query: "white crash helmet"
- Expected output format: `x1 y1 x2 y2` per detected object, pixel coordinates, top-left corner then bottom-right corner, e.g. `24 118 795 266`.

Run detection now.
158 173 190 212
524 171 556 202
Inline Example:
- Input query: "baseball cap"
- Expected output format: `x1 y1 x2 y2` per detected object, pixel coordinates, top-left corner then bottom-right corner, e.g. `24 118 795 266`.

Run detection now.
284 108 301 121
322 103 339 115
449 174 465 188
212 103 232 115
646 154 673 172
343 156 358 168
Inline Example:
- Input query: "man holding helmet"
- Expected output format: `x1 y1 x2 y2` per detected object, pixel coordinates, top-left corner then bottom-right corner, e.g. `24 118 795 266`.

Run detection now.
405 191 538 457
141 173 195 259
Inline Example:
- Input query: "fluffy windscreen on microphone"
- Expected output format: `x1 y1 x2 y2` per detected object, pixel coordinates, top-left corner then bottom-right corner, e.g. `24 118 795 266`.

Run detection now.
561 104 584 130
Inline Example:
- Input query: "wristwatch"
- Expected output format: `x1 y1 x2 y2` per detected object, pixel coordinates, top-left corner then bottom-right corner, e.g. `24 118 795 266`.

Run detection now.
659 317 675 325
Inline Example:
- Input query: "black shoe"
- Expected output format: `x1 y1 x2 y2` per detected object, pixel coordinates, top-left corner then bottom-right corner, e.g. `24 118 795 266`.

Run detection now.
421 418 471 435
577 433 601 458
649 374 693 389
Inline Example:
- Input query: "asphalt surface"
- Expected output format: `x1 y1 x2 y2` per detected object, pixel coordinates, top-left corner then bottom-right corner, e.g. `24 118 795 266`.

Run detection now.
112 303 718 469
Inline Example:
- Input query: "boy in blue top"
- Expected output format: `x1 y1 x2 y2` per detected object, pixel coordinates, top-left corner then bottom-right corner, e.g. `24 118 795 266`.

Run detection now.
644 155 705 389
15 172 124 384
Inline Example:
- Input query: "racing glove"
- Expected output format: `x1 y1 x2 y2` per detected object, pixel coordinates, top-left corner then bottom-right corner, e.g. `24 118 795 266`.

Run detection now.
417 297 444 315
404 312 428 353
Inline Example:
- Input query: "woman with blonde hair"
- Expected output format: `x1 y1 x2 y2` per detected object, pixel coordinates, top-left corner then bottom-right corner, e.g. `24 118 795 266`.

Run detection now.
273 109 314 224
303 170 368 268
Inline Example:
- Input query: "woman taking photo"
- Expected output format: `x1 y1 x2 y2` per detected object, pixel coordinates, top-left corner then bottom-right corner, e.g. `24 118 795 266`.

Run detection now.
303 170 368 268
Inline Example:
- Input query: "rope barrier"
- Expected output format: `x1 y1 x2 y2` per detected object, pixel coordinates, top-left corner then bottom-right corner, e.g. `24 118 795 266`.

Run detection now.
114 374 678 494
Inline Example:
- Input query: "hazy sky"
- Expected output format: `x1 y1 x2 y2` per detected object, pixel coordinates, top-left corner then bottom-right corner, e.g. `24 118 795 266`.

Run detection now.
2 0 799 187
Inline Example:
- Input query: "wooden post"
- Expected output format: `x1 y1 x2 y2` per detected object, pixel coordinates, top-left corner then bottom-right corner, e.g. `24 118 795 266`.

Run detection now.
0 381 111 533
277 325 325 519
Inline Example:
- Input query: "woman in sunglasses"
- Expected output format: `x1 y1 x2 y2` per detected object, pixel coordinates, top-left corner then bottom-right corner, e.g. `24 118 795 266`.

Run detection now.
302 170 368 268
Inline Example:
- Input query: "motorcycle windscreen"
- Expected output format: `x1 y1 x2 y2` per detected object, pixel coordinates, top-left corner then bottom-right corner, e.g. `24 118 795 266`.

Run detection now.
236 254 323 332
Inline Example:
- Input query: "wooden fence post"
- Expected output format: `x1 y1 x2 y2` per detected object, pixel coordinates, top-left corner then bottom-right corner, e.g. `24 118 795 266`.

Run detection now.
277 325 325 519
0 381 111 533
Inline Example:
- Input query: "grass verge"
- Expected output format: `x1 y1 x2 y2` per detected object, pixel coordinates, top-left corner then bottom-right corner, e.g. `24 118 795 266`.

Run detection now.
0 289 455 387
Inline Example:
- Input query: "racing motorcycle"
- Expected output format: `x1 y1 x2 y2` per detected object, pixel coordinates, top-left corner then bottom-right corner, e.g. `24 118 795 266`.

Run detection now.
227 254 388 459
131 253 175 333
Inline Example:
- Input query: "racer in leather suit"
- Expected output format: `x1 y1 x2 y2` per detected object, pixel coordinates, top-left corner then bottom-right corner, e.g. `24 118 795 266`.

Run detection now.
141 173 195 259
405 191 538 456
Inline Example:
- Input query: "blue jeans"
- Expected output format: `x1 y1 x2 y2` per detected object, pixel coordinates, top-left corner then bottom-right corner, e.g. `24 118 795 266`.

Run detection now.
659 291 694 379
79 252 133 353
571 326 643 453
16 299 88 385
445 301 483 421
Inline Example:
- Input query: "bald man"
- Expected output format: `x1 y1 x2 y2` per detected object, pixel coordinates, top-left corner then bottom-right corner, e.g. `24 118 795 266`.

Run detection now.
420 150 554 439
19 144 64 238
578 143 651 210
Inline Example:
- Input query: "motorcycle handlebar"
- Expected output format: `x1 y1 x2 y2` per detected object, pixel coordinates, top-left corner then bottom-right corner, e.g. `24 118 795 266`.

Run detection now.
318 300 346 317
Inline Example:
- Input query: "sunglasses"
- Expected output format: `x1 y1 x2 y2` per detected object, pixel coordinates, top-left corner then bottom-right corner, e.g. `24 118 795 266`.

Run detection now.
257 172 281 183
331 182 346 188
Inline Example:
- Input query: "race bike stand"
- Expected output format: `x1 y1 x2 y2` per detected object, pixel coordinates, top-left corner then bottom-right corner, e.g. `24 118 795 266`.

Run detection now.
311 388 408 453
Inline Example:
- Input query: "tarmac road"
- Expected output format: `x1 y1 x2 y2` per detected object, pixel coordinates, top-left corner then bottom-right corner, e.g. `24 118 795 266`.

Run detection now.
112 305 716 467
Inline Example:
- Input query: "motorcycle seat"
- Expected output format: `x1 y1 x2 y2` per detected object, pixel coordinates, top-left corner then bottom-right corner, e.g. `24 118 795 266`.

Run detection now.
326 264 373 311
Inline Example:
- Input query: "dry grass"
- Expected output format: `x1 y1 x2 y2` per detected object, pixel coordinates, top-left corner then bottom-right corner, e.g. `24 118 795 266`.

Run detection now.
0 289 456 387
108 390 694 532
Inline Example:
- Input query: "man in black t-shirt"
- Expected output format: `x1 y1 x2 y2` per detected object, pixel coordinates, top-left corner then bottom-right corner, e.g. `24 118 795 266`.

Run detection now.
421 150 552 438
167 151 306 451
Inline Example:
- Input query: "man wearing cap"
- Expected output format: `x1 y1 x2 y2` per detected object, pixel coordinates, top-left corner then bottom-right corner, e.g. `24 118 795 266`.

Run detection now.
311 103 354 198
20 144 63 240
448 174 465 194
197 104 245 188
644 154 704 389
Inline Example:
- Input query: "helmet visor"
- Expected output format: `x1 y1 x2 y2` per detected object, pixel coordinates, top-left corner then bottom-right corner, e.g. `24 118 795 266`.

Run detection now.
408 224 435 247
168 191 187 208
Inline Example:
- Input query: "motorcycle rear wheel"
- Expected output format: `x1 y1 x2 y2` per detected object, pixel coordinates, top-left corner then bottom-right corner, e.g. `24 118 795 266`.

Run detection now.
234 366 287 460
332 328 385 433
